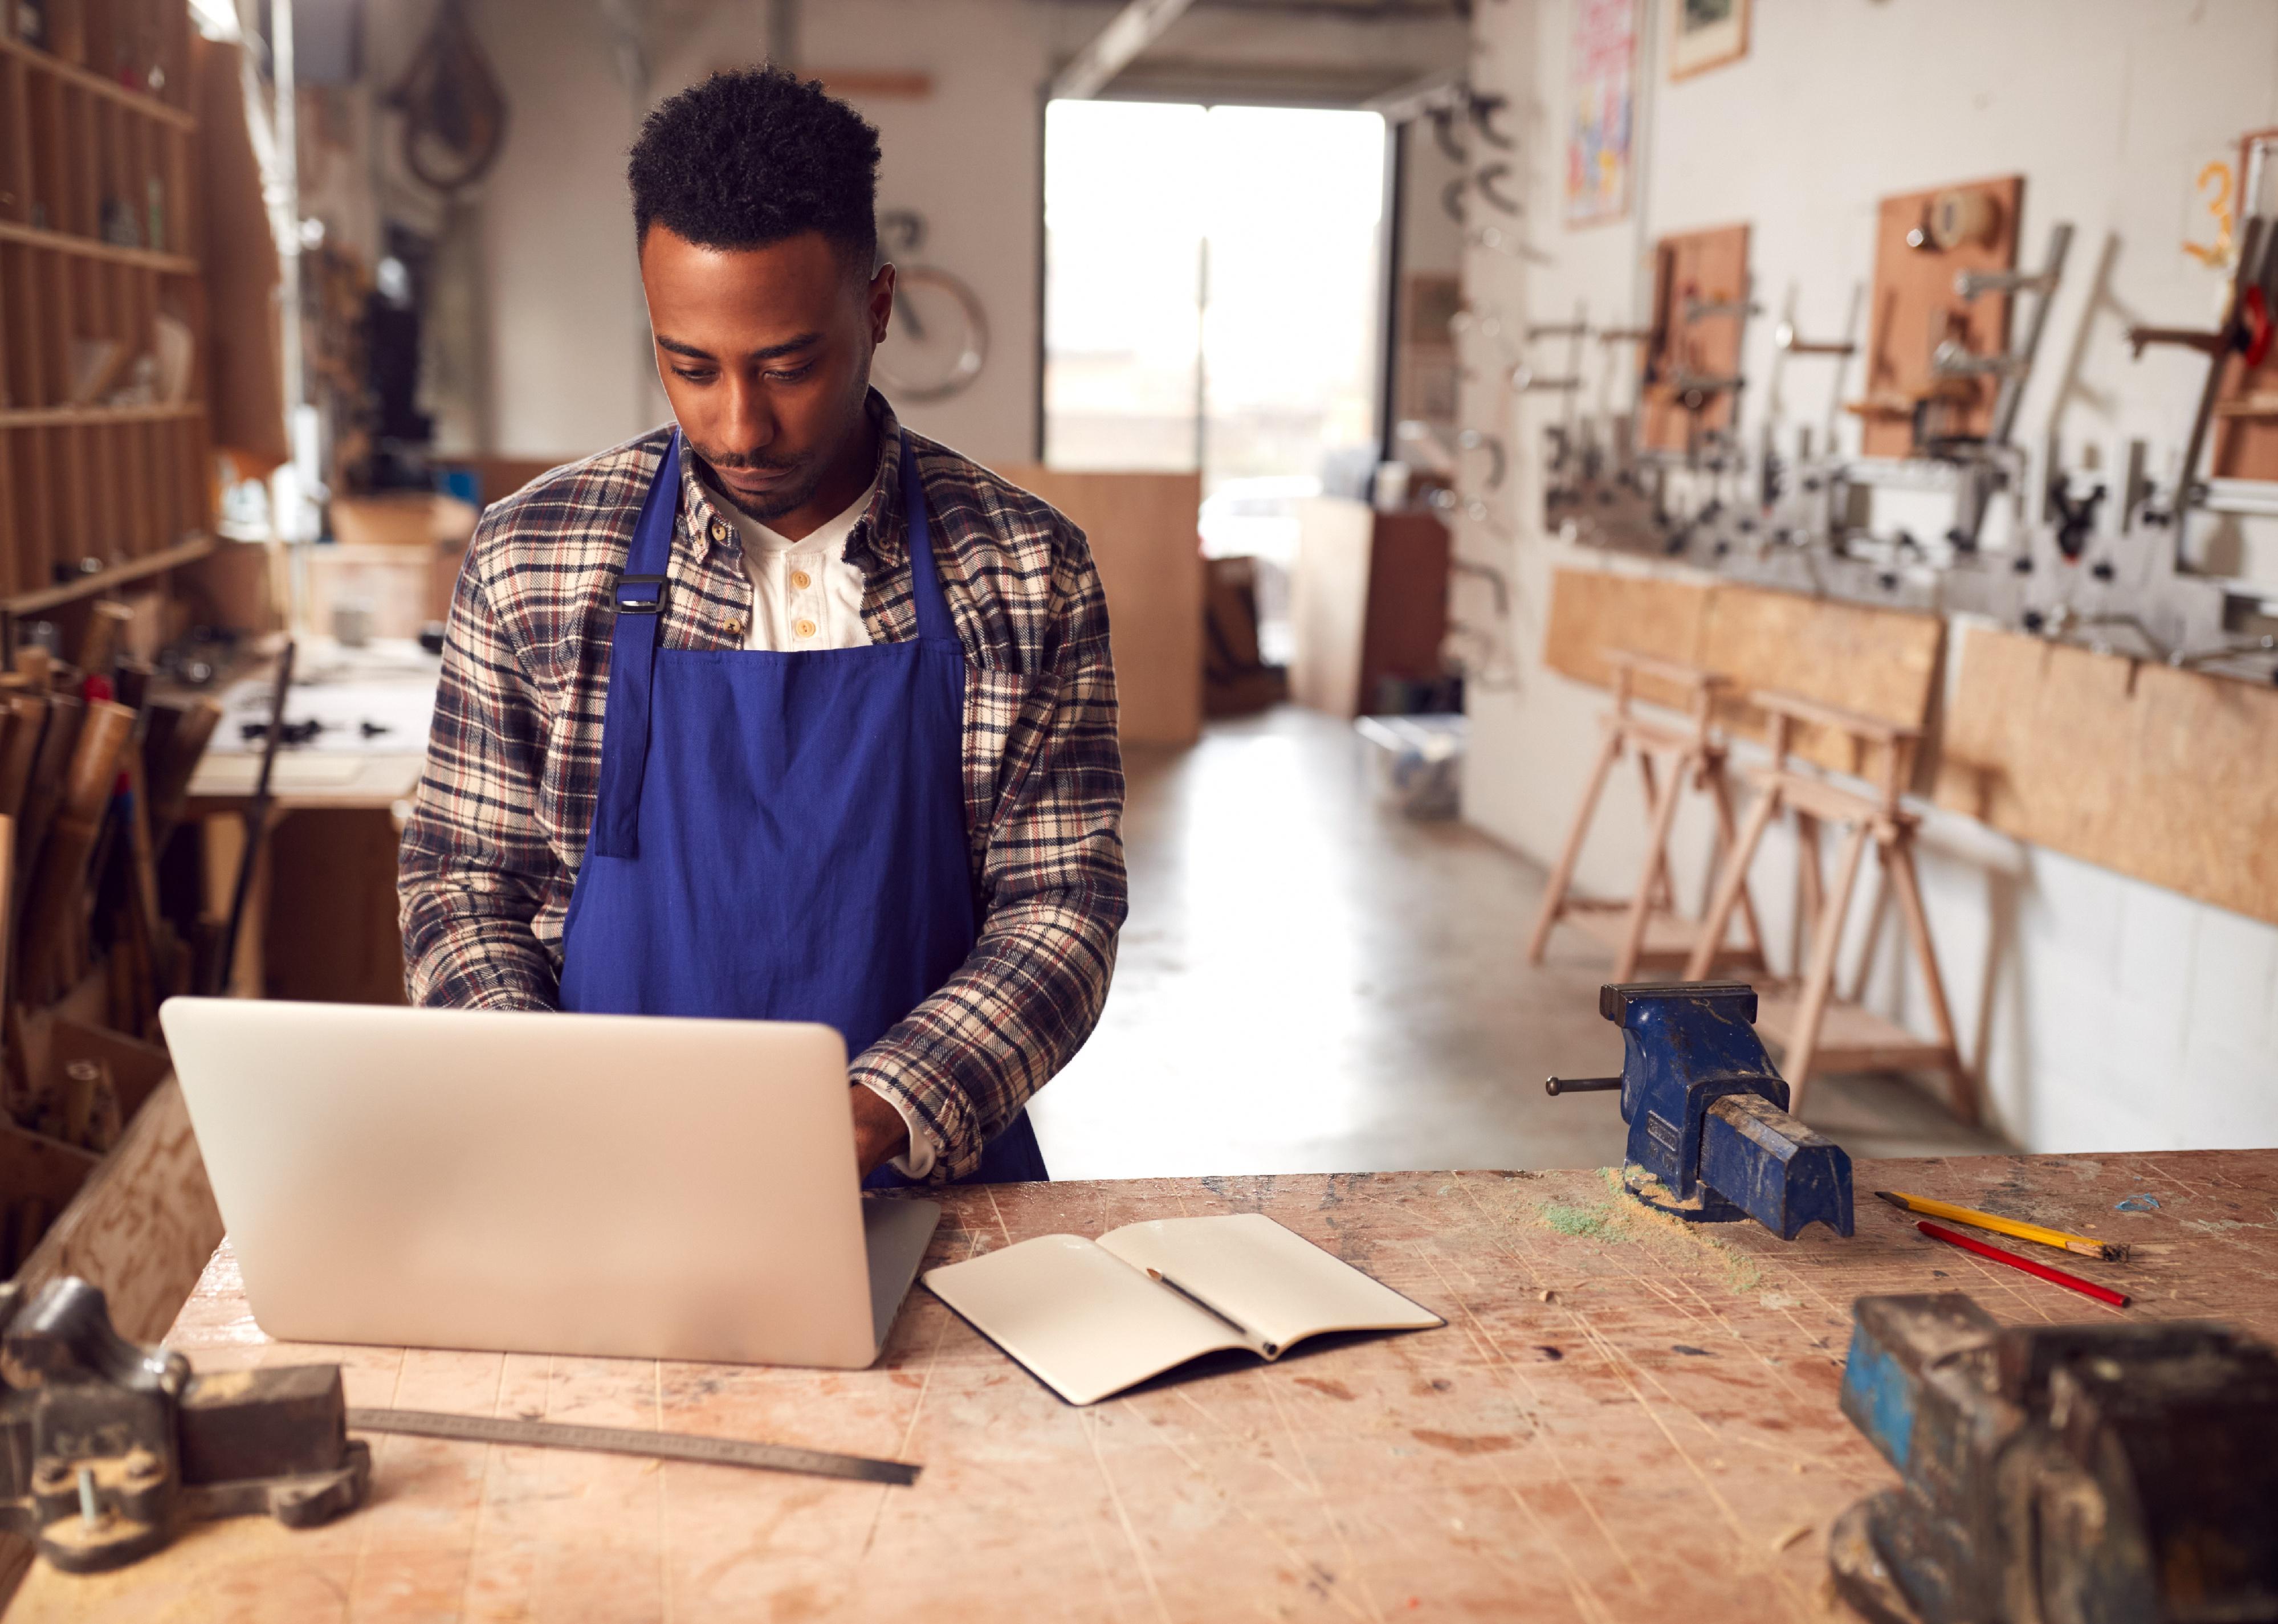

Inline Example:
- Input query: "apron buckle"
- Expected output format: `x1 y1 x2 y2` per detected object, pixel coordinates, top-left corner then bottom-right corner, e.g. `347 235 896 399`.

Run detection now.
616 574 667 616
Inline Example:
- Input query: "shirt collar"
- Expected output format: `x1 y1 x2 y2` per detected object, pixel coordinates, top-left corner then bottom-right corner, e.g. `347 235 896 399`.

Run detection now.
674 390 905 570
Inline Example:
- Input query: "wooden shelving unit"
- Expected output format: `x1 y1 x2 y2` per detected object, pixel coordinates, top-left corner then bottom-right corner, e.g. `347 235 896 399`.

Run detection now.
0 0 209 609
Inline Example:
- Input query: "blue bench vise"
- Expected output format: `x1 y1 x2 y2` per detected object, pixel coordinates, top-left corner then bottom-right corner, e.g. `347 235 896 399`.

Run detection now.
1546 982 1853 1240
1832 1293 2278 1624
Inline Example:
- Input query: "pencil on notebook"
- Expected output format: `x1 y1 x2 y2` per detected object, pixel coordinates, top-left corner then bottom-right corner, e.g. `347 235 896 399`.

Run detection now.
1914 1222 2130 1311
1873 1190 2126 1261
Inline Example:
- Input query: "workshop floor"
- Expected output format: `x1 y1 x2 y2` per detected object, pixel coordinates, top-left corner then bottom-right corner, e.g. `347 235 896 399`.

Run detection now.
1030 705 2012 1180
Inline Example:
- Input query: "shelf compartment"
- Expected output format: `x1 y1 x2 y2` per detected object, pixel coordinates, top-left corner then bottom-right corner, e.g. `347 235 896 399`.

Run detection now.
0 32 193 133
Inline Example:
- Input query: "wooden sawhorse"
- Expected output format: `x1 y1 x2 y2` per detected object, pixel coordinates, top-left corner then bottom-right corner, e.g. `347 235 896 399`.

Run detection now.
1682 688 1974 1120
1526 650 1765 982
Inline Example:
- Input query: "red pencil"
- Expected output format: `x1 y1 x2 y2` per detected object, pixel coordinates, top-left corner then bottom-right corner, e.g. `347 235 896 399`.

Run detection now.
1917 1221 2131 1309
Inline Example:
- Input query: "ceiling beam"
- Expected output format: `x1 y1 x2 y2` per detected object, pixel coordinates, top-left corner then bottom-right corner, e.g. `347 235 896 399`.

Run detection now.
1049 0 1201 100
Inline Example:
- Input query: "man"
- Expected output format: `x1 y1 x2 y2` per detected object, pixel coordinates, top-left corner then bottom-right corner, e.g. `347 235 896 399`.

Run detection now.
398 68 1126 1188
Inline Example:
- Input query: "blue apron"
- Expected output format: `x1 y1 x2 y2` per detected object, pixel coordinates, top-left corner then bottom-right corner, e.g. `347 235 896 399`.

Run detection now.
557 427 1048 1188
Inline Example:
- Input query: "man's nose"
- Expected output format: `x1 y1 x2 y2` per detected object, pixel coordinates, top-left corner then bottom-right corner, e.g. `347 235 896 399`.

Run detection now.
718 374 778 455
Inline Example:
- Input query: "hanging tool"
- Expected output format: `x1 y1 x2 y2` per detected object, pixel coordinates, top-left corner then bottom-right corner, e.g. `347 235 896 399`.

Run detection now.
2125 213 2272 541
1941 221 2074 452
74 602 133 681
348 1409 920 1487
1770 283 1863 463
1831 1293 2278 1624
0 1276 369 1573
17 700 134 1007
211 643 295 998
388 0 508 193
1544 982 1853 1240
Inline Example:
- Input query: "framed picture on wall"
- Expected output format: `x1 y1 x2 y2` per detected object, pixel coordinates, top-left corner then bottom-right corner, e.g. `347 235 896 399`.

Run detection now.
1670 0 1749 81
1564 0 1636 227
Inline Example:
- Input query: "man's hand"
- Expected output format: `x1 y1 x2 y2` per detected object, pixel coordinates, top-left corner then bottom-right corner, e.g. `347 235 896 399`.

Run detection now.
849 1084 911 1180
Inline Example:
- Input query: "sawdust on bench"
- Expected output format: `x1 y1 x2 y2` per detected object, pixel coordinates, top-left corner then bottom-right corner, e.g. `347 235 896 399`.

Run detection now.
1531 1167 1766 1295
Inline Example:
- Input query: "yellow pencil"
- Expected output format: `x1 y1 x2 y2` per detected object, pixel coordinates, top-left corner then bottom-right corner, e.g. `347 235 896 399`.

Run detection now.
1872 1190 2128 1262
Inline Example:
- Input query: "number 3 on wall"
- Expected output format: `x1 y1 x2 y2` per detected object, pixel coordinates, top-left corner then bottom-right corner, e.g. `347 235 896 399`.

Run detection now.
2184 160 2235 269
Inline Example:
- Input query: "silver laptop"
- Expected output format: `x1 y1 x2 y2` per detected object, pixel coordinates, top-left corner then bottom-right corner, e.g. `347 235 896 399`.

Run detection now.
158 998 940 1369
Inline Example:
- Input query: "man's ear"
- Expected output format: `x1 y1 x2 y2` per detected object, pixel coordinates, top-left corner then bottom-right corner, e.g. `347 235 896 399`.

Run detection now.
867 263 896 346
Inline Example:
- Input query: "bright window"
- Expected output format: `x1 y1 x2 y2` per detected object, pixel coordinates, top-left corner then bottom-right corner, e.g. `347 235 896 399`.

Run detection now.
1042 98 1389 556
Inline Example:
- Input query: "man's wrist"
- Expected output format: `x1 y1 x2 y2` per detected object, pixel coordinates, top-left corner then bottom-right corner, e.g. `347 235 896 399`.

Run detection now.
849 1082 911 1177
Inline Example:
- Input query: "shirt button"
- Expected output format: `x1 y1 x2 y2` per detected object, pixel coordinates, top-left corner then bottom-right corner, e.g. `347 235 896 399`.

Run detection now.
725 619 744 636
790 569 813 591
710 521 728 543
794 618 818 639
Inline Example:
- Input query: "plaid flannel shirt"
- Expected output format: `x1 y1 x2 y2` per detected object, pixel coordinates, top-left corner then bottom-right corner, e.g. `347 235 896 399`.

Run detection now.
397 394 1127 1182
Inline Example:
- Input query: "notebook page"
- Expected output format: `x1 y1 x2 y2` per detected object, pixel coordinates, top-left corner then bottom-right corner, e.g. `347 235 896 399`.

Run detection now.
923 1235 1253 1405
1095 1213 1443 1357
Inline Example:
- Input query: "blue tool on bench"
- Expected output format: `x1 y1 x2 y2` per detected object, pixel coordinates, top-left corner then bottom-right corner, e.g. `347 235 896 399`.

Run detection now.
1545 982 1853 1239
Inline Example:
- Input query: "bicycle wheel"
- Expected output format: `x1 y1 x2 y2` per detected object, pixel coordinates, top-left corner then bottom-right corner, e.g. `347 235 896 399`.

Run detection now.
875 265 989 403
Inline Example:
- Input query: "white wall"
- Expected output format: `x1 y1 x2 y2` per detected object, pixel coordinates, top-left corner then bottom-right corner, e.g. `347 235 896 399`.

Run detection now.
467 0 1464 466
1460 0 2278 1153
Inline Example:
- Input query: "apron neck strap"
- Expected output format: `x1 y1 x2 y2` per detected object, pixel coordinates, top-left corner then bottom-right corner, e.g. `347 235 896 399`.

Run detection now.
898 429 955 644
591 430 683 858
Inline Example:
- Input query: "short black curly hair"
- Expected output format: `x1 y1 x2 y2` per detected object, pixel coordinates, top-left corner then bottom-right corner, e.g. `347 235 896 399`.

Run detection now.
627 67 881 271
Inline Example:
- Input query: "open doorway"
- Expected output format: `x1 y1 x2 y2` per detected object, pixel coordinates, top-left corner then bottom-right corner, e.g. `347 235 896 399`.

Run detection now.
1042 99 1389 664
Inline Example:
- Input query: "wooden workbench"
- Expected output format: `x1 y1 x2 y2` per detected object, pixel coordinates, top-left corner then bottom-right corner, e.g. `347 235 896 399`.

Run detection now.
10 1152 2276 1621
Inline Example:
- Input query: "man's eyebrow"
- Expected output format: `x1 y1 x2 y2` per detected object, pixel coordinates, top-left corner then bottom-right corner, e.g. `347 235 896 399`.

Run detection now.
653 332 824 361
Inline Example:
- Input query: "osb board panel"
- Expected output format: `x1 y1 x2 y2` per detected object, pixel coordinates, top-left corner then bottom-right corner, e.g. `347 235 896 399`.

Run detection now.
1933 625 2278 925
11 1153 2274 1623
1859 176 2021 457
1538 566 1713 703
1640 222 1750 451
992 465 1204 748
13 1078 223 1344
1541 566 1942 774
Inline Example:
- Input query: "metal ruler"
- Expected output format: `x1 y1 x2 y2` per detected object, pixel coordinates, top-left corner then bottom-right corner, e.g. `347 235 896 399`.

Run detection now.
347 1407 920 1487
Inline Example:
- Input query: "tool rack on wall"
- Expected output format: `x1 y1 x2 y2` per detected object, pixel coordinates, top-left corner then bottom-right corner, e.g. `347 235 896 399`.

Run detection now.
0 0 212 629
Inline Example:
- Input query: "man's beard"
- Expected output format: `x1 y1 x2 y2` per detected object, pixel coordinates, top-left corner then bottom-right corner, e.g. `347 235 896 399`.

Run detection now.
689 447 825 525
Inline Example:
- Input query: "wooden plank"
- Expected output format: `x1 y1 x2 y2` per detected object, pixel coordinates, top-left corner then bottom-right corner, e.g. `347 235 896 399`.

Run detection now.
0 32 195 130
10 1076 222 1341
0 401 203 427
1 530 211 613
1856 176 2021 457
1288 496 1372 716
1933 623 2278 926
1542 566 1943 776
0 218 197 275
991 464 1203 748
7 1153 2273 1622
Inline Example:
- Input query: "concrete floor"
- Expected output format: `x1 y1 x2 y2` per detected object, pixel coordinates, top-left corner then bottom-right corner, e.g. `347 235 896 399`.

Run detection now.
1029 706 2011 1180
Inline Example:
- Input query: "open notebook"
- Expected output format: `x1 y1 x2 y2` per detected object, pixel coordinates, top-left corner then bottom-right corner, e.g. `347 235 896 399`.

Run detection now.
922 1212 1444 1405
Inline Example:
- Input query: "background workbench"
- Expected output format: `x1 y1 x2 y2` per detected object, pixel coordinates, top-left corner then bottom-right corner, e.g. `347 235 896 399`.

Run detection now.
11 1151 2277 1622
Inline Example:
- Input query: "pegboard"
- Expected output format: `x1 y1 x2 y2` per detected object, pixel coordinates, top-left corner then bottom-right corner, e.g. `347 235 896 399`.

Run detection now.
1638 223 1751 451
1854 176 2022 458
2209 126 2278 482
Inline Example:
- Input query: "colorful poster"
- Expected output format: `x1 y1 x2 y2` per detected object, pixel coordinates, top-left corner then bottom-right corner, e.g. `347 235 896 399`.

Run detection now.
1565 0 1636 228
